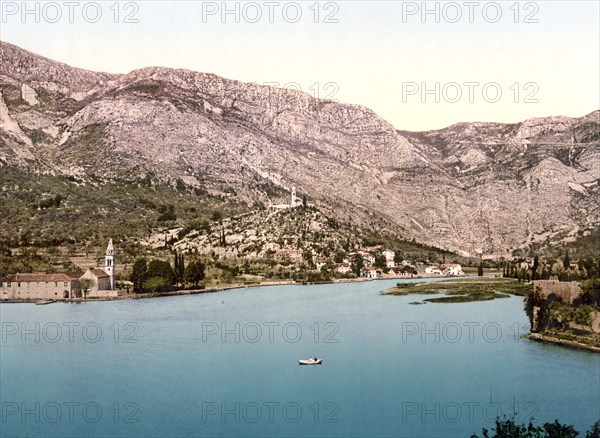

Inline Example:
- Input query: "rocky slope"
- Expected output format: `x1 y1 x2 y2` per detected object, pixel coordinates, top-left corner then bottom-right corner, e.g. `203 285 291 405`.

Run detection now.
1 41 598 255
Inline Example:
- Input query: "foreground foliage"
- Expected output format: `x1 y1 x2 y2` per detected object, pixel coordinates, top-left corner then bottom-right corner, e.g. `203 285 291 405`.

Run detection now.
470 417 600 438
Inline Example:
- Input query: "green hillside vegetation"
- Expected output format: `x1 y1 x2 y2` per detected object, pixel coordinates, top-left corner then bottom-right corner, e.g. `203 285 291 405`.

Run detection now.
1 166 465 286
0 167 245 273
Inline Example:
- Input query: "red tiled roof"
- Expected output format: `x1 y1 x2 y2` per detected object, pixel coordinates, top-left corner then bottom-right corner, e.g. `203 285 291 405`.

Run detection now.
85 269 109 278
3 272 80 282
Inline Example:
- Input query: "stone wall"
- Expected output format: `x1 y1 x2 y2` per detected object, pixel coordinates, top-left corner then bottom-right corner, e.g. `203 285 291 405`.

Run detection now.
86 289 129 299
533 280 582 304
593 311 600 333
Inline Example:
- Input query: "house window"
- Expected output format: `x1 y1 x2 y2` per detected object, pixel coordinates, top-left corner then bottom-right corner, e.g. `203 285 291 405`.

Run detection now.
64 282 68 287
7 282 11 287
17 282 21 287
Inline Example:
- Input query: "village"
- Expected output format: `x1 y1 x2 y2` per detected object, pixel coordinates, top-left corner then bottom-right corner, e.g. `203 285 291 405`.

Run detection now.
0 187 472 302
10 187 599 304
0 234 465 302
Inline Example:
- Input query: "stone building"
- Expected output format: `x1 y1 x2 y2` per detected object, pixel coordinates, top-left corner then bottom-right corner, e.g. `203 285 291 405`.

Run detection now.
533 280 582 304
79 268 111 294
1 272 81 300
0 239 121 301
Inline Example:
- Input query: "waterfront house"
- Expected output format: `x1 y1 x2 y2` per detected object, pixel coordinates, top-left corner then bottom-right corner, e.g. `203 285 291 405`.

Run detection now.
442 264 463 276
361 267 378 279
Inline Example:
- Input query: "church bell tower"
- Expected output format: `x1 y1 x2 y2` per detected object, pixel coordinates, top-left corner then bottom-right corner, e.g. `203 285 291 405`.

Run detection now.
105 239 115 290
291 186 297 206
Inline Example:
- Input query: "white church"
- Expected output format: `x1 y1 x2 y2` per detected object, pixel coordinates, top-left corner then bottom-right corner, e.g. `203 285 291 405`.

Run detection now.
79 239 117 295
270 186 313 210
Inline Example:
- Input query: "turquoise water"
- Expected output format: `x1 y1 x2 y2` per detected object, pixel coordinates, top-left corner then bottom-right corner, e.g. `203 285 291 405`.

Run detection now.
1 279 598 437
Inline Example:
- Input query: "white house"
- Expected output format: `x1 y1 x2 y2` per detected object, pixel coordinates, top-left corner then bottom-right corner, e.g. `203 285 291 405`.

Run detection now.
361 267 378 279
442 264 463 276
382 250 395 267
519 260 532 270
425 265 443 275
362 254 376 267
401 260 415 268
314 259 327 271
335 263 352 275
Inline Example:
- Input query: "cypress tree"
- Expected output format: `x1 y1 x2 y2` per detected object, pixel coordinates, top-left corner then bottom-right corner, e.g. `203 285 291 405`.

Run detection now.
174 252 179 283
563 249 571 270
180 253 185 280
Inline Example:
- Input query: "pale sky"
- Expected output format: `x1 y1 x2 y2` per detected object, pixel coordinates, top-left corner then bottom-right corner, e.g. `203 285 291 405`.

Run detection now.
1 1 598 131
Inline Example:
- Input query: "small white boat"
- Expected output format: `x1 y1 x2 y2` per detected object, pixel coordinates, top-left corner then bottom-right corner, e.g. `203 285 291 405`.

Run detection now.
298 357 323 365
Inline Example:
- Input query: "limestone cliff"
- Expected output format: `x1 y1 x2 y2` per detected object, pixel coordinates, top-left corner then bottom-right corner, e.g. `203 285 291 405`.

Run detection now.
1 41 598 255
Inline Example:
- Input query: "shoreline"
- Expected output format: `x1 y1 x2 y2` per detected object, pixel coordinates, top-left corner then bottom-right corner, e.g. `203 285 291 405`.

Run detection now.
0 274 489 304
527 332 600 353
0 274 473 304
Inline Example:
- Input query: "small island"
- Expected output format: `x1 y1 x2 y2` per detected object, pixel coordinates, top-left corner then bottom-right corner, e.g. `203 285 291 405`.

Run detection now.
382 277 530 303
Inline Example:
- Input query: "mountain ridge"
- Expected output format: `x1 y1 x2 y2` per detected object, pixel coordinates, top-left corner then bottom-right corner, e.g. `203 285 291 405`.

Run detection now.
1 40 598 256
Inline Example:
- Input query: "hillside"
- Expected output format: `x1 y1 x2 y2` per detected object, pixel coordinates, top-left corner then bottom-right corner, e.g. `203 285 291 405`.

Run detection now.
1 40 598 261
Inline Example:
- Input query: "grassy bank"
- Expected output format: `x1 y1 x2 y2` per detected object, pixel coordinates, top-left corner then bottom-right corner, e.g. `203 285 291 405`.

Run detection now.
528 332 600 352
382 277 531 303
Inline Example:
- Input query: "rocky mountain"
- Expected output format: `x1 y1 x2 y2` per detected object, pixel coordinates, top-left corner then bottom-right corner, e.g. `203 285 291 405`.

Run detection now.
1 41 598 256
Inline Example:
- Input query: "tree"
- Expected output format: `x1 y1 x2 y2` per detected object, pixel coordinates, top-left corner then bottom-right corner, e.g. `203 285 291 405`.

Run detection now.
577 279 600 307
174 251 185 285
179 253 185 280
543 420 579 438
147 260 175 286
334 250 346 263
351 253 364 277
478 261 484 277
302 193 307 207
79 278 95 299
130 258 148 293
144 276 168 293
184 260 205 288
374 253 387 270
564 249 571 270
524 289 544 330
394 251 404 265
587 420 600 438
302 248 314 268
221 228 227 247
472 417 581 438
157 204 176 222
532 255 539 280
